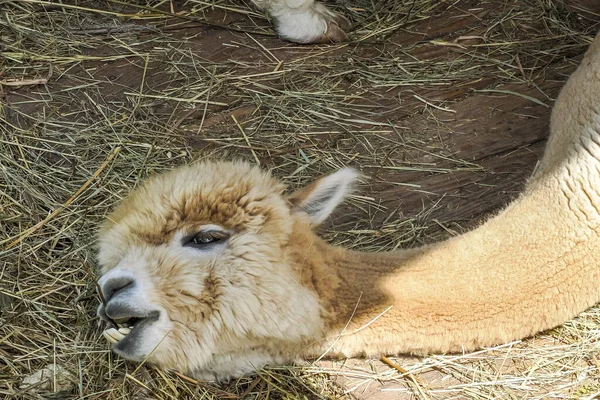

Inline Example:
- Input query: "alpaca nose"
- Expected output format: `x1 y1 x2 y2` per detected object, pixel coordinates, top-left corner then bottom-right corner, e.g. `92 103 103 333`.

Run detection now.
97 270 152 324
99 274 135 303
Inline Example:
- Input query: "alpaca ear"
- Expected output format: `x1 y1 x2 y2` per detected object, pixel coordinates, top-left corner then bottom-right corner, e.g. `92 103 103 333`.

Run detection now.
287 168 359 225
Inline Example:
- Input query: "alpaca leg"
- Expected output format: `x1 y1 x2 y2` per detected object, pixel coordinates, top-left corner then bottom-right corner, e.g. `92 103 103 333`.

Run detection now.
252 0 349 43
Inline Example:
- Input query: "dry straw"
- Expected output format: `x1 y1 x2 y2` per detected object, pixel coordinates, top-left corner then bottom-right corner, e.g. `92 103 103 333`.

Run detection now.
1 0 599 398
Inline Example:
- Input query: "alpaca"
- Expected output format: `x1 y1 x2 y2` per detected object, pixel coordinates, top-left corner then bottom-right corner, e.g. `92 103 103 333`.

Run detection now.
96 32 600 380
251 0 349 43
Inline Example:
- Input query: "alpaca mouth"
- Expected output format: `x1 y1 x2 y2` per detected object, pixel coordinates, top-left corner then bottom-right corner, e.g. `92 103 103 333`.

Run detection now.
98 299 161 345
112 316 144 329
101 311 161 346
95 270 171 359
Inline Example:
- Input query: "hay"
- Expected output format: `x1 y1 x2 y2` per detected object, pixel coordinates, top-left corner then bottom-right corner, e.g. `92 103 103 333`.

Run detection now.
1 0 599 398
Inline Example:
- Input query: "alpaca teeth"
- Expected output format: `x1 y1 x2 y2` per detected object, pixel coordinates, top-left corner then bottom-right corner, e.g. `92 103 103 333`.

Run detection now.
118 327 131 335
102 329 117 344
102 328 125 344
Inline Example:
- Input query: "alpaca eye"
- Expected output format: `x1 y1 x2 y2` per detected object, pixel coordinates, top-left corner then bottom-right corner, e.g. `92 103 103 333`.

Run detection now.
183 230 230 249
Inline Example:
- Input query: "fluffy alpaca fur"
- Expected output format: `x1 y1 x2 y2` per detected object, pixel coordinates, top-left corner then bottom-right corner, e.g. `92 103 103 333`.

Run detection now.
251 0 349 43
97 32 600 380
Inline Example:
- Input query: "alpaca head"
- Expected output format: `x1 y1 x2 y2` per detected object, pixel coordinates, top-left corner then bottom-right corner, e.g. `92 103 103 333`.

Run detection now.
96 160 358 378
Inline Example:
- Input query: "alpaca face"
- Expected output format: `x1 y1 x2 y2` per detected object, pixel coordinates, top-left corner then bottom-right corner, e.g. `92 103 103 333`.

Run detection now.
96 161 357 379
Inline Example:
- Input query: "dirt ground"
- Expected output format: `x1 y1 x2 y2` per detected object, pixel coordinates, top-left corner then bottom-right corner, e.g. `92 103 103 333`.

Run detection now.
2 0 600 399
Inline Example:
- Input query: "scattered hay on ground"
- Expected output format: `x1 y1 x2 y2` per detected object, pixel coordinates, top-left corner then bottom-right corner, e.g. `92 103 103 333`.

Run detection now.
1 0 599 398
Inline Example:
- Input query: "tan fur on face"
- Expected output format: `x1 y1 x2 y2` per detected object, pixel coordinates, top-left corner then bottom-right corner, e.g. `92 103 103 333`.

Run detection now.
98 33 600 380
97 161 324 378
99 162 289 257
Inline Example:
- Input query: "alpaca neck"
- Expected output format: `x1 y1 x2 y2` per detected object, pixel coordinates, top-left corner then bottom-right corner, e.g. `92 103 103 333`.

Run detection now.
300 171 600 358
298 36 600 359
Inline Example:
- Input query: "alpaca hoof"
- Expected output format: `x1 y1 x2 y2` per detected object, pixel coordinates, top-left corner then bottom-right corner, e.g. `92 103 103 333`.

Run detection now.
274 2 349 44
311 18 348 44
333 13 351 31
